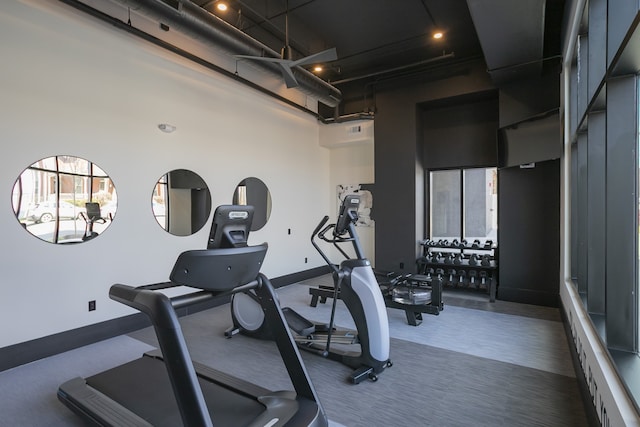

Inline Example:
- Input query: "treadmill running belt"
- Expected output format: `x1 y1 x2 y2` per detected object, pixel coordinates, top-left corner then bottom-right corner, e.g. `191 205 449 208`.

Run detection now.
86 355 265 427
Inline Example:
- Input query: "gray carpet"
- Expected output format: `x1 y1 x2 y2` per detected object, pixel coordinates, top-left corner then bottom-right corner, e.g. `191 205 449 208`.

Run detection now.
0 336 154 426
0 275 588 426
127 277 588 427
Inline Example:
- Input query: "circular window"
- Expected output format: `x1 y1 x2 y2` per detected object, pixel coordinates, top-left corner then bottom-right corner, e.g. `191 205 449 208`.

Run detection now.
152 169 212 236
12 155 117 244
232 177 272 231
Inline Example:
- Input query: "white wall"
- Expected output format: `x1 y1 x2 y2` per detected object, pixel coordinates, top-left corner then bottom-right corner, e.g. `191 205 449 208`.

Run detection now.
0 0 342 348
321 121 375 263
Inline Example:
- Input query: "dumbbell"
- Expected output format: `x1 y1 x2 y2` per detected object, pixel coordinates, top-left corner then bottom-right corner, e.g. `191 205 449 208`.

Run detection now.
472 239 481 248
479 271 488 290
468 270 478 289
435 268 445 281
481 254 492 266
451 239 459 247
457 270 467 287
425 267 435 280
468 254 479 266
484 240 493 249
453 253 462 265
442 253 453 264
447 269 457 286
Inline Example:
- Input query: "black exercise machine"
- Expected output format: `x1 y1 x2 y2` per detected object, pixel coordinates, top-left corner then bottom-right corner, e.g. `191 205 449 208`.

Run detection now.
79 202 108 241
226 196 392 384
57 205 327 427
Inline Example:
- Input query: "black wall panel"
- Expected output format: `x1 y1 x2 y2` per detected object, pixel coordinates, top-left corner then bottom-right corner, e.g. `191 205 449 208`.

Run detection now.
498 112 562 167
169 169 207 189
374 60 495 273
607 0 639 66
605 76 638 351
570 142 578 280
588 0 607 101
421 94 498 169
577 131 588 294
586 111 606 314
498 159 560 306
498 69 561 128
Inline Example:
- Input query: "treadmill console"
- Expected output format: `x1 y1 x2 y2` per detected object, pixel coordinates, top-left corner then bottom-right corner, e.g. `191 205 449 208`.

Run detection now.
208 205 254 248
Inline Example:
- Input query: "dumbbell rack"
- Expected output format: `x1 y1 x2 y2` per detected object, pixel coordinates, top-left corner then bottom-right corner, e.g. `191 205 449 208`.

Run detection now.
416 239 498 302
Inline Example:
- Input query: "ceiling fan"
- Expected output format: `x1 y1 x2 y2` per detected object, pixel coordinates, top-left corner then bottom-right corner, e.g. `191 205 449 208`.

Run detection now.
234 1 337 88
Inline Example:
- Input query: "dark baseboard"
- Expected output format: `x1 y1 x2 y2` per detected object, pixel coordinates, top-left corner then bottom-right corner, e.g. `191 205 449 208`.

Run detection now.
0 266 330 372
270 265 331 288
497 287 559 307
560 306 601 427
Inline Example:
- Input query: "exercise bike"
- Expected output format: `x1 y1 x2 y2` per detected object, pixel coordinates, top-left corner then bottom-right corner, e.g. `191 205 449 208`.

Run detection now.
226 195 391 384
79 202 110 241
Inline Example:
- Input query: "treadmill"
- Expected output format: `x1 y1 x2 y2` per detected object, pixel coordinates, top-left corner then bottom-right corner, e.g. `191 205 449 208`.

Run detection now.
57 241 328 427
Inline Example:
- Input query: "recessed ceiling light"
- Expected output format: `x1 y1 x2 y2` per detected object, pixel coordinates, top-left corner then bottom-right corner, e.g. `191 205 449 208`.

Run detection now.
217 3 228 11
433 32 443 40
313 66 323 72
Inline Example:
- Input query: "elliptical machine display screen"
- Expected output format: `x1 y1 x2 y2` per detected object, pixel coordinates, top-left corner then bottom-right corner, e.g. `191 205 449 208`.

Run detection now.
335 195 360 236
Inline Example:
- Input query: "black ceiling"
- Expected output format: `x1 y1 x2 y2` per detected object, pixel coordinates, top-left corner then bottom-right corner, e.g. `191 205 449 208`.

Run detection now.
59 0 566 116
193 0 482 85
192 0 566 90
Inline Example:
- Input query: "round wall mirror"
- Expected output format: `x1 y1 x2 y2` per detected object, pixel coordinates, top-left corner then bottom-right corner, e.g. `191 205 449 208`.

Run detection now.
152 169 212 236
12 155 118 244
232 177 272 231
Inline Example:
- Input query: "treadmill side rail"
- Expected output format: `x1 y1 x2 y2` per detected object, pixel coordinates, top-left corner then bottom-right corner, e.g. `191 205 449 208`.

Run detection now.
110 283 214 427
58 377 153 427
255 274 324 406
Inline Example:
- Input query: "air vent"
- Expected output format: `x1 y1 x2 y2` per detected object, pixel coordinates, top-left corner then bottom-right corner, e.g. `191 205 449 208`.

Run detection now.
347 125 363 135
320 120 373 148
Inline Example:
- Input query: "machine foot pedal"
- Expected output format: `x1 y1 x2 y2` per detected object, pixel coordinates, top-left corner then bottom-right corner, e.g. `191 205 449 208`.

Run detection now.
282 307 316 336
350 366 376 384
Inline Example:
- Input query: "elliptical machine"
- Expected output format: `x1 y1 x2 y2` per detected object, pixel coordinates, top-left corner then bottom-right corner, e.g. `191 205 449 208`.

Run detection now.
226 195 391 384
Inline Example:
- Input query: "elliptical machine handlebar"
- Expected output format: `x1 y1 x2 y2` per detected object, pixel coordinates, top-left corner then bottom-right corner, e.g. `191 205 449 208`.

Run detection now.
310 195 367 270
311 215 341 274
312 215 330 237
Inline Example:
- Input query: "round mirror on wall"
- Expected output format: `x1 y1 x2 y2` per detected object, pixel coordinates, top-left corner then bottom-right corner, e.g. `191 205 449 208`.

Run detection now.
232 177 272 231
12 155 118 244
152 169 212 236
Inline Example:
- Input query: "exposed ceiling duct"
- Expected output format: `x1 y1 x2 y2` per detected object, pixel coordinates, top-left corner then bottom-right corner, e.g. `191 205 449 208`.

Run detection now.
104 0 342 107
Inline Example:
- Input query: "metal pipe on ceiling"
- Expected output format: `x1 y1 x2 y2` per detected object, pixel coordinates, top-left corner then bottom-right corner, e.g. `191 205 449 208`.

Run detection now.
112 0 342 107
330 52 455 85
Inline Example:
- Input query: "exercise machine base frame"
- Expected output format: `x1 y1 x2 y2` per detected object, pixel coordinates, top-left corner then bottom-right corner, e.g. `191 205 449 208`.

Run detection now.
309 274 444 327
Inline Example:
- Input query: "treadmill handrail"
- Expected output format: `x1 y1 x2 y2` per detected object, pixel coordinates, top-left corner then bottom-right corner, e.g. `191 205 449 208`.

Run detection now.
109 283 213 427
108 275 326 427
